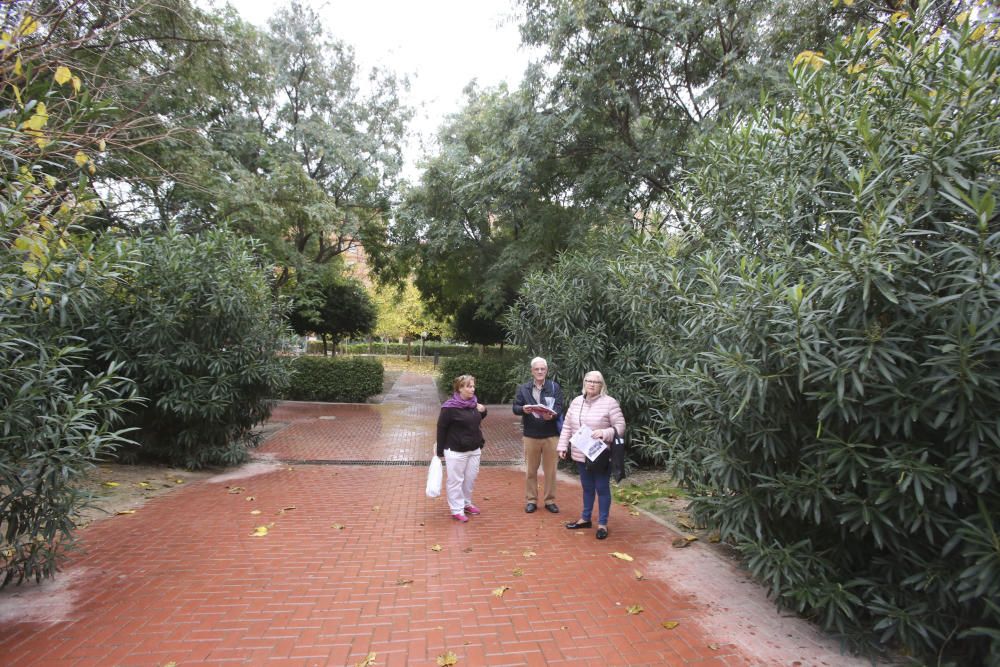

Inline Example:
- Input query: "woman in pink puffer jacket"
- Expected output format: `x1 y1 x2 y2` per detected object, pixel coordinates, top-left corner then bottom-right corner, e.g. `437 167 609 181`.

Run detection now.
557 370 626 540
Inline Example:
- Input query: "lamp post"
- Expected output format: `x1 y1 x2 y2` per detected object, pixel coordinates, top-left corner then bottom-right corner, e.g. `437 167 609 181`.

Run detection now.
420 331 427 360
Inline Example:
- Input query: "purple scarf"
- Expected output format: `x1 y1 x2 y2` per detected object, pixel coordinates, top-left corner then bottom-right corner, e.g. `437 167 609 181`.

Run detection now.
442 392 478 409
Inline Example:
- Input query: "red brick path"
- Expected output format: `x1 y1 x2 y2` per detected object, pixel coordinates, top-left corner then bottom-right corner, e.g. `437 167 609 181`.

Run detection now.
0 372 870 666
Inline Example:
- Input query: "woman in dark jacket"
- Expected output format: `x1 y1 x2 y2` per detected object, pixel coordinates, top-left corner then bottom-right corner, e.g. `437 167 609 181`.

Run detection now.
436 374 488 522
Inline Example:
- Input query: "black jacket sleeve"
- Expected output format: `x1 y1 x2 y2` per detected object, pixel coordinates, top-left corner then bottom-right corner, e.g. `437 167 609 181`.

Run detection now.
436 409 450 457
512 383 528 415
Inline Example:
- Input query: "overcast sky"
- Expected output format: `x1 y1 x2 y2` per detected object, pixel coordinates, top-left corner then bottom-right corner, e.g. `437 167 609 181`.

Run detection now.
216 0 540 179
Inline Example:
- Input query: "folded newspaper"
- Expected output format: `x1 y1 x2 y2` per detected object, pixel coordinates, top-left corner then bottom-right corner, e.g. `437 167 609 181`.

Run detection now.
570 424 608 461
523 403 557 417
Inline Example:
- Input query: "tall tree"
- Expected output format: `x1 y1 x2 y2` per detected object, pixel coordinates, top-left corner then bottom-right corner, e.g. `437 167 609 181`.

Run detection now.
379 80 600 329
516 0 959 225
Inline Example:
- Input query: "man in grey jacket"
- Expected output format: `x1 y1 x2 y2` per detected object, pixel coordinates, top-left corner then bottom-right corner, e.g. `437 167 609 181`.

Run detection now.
512 357 564 513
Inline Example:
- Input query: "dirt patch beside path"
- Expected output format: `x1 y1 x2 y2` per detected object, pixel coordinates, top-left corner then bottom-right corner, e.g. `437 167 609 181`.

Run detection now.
73 463 218 529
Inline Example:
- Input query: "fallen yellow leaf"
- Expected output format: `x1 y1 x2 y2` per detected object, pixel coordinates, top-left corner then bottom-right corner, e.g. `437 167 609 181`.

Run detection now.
250 510 261 515
522 550 536 558
512 568 524 577
395 578 414 586
245 496 255 501
277 506 296 514
430 544 442 552
332 523 345 530
250 526 268 537
492 586 510 597
355 652 376 667
102 481 119 488
227 486 244 494
436 650 458 666
136 482 151 488
708 643 720 650
174 479 184 484
634 570 644 581
662 621 680 629
626 604 643 615
610 552 634 561
629 510 640 516
372 505 380 511
115 510 136 515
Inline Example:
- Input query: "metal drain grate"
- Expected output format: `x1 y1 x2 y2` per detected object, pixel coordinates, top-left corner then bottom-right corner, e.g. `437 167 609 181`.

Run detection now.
281 459 523 467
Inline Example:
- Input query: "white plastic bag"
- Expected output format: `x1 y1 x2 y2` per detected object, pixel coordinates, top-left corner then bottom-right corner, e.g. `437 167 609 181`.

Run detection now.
425 456 443 498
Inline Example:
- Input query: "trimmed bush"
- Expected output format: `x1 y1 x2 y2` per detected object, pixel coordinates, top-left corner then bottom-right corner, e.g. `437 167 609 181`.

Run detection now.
437 355 525 404
283 356 384 402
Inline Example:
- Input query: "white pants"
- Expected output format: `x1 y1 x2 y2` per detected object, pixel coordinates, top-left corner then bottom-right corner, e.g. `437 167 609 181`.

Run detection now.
444 449 481 514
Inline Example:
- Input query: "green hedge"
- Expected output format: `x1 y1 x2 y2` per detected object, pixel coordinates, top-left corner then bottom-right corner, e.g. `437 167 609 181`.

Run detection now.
340 340 521 358
436 355 526 403
282 356 384 402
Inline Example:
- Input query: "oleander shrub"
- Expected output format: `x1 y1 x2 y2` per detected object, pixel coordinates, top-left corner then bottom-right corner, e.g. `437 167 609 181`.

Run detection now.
436 355 524 403
282 356 383 402
95 228 291 469
0 28 137 586
506 238 658 428
627 11 999 664
0 227 137 587
509 7 1000 663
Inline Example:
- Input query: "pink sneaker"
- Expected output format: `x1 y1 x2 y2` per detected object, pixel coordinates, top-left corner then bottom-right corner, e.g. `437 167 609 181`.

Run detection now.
452 513 469 522
464 504 481 515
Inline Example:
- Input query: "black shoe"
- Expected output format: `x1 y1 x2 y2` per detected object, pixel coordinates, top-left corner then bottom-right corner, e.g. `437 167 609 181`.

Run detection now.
525 503 537 513
596 527 608 540
545 503 560 514
565 520 592 529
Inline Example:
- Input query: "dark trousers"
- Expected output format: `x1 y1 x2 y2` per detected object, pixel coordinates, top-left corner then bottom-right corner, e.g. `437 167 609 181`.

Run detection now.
576 461 611 525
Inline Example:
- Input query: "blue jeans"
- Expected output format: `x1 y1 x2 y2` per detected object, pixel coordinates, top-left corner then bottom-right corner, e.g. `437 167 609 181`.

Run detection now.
577 462 612 525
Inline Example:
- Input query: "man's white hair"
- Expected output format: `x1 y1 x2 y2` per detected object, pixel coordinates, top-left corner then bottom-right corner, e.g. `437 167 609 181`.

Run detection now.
530 357 547 368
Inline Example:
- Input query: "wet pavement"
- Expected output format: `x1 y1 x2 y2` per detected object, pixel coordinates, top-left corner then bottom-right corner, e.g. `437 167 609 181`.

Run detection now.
0 372 872 666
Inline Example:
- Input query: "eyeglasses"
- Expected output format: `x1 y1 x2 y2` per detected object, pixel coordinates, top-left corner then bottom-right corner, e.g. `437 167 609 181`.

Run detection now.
584 380 603 385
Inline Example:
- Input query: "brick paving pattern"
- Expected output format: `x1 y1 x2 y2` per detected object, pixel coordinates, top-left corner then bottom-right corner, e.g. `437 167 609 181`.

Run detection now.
0 372 872 666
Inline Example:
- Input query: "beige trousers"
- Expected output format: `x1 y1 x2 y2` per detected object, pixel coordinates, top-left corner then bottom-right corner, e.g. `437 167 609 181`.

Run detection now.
524 436 559 504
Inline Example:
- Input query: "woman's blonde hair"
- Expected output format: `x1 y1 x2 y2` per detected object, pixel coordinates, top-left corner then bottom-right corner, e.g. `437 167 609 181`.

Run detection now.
452 374 476 393
581 370 608 397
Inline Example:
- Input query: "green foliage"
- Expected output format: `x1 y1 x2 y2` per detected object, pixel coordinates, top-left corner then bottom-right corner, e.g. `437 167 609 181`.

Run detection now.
0 228 136 587
511 5 1000 662
380 82 596 322
372 280 451 343
340 341 517 358
96 228 291 469
288 269 376 351
452 299 507 347
436 355 526 404
282 356 384 403
1 14 137 587
505 232 660 434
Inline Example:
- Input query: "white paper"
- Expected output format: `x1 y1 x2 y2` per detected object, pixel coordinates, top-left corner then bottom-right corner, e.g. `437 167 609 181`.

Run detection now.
584 439 608 461
570 425 608 461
